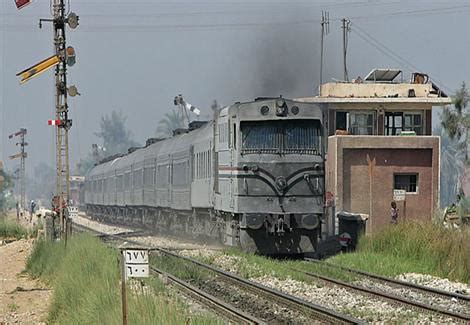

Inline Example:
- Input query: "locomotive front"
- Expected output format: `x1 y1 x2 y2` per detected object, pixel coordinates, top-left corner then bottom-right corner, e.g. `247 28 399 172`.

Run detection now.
216 98 326 255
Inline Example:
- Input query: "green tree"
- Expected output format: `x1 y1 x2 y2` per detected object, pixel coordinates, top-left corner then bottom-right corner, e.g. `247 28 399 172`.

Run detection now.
435 126 465 207
76 111 139 176
76 156 95 176
26 162 55 205
155 110 185 137
0 166 14 212
441 82 470 162
94 110 139 156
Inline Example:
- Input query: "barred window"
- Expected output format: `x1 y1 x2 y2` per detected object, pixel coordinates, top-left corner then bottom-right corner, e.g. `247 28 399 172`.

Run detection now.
394 173 418 193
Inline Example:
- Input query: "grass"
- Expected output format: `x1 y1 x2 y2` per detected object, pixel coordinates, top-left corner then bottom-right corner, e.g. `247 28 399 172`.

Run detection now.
26 234 220 324
191 247 357 284
8 302 19 312
189 221 469 286
151 253 213 285
0 219 28 239
329 221 470 283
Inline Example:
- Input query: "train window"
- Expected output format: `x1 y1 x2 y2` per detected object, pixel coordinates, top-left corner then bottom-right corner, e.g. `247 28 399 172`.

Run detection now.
197 153 201 179
124 172 130 189
207 150 210 178
233 124 237 149
144 167 155 187
157 165 168 186
202 152 205 178
173 161 188 186
203 151 206 178
240 120 322 155
219 123 228 143
133 170 139 188
117 175 123 191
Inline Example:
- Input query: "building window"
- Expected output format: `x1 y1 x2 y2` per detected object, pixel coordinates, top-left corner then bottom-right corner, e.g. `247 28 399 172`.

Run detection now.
385 112 403 135
403 113 422 135
349 112 375 135
394 173 418 193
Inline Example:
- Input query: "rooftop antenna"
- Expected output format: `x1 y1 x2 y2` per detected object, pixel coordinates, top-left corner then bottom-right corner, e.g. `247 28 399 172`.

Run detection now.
341 18 351 82
173 94 201 127
319 10 329 95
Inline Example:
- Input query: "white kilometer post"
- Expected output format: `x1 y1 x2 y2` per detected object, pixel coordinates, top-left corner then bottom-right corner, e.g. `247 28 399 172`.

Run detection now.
120 248 149 325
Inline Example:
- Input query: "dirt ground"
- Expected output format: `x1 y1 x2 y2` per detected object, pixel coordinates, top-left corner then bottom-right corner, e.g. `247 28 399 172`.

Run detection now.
0 212 51 324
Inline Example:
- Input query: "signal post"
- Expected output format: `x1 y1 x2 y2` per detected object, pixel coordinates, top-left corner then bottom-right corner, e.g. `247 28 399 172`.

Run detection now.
15 0 79 240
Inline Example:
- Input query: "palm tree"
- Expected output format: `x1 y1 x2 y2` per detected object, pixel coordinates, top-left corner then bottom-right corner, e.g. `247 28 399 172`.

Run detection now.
436 126 465 207
155 110 185 137
441 82 469 163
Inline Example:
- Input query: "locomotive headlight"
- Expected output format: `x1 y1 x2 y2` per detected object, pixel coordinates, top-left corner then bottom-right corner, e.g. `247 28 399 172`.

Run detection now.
260 105 269 115
291 106 299 115
302 214 319 230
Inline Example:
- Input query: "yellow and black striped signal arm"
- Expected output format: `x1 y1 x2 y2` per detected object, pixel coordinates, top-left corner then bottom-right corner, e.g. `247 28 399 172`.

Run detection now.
16 55 60 84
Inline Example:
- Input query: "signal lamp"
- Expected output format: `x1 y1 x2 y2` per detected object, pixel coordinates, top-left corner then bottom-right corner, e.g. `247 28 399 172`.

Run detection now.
66 46 76 66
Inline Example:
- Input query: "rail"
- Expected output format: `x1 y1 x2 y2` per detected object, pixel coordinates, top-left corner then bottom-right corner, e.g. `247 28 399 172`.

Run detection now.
304 258 469 302
299 259 469 322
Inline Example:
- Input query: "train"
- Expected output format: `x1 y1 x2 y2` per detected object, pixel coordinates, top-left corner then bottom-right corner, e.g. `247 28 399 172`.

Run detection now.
84 97 327 255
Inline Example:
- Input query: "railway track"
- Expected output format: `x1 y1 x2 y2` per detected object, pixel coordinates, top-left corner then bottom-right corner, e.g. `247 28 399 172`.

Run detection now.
304 258 469 302
150 266 264 324
72 222 361 324
298 259 470 322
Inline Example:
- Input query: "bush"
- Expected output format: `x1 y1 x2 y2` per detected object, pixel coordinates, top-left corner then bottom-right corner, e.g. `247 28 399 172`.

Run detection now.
27 234 219 324
329 221 470 283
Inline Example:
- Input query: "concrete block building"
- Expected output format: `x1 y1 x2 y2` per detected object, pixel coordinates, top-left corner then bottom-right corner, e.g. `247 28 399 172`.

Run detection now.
299 69 451 235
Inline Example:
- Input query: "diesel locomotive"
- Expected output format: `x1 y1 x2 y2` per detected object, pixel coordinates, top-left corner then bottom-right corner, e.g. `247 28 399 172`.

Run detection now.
84 97 326 255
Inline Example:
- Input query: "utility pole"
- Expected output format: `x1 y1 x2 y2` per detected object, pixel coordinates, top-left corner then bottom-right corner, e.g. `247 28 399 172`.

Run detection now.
341 18 351 82
319 11 329 95
8 128 27 211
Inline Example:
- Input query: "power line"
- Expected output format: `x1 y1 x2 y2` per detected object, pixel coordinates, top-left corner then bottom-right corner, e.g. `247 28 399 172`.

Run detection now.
351 22 453 94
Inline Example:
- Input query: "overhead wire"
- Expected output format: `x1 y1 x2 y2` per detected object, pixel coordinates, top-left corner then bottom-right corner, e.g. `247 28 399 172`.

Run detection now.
351 22 453 94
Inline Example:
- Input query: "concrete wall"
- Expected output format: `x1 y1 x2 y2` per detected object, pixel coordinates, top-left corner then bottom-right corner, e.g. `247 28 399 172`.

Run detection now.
320 82 434 98
327 136 439 234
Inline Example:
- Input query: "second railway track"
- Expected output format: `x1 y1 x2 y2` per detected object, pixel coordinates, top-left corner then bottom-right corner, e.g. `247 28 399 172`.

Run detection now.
299 258 469 322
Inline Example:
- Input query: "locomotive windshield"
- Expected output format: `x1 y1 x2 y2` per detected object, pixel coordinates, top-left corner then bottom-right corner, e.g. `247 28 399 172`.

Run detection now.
241 120 322 155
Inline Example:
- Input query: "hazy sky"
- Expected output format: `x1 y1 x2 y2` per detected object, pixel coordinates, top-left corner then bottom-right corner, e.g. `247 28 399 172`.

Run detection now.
1 0 469 175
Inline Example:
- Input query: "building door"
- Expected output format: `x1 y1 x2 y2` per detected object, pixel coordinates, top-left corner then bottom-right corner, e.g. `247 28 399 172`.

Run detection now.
385 112 403 135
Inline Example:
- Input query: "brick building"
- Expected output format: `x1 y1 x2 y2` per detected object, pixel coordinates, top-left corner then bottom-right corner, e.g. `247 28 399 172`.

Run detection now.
299 69 451 235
